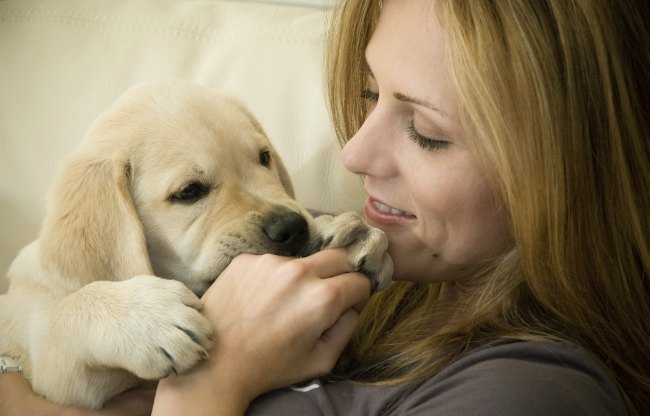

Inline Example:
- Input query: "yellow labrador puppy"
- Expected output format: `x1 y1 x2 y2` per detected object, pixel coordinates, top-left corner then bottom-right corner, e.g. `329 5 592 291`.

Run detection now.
0 80 392 409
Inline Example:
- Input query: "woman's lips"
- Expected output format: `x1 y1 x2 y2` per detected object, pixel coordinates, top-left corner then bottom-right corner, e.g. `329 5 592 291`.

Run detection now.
364 197 416 225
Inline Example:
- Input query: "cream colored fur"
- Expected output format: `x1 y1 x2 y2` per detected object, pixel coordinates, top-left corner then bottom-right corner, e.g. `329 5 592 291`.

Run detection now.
0 80 392 409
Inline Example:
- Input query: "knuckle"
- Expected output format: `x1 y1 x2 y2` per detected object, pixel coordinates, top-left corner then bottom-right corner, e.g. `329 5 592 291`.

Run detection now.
258 252 280 263
314 282 342 309
279 259 310 279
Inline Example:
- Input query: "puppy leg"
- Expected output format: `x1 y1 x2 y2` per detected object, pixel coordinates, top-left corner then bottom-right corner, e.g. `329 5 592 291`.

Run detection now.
31 276 214 409
306 212 393 291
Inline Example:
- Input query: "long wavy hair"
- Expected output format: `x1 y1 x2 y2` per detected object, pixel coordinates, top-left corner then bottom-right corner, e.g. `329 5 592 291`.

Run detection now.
326 1 650 413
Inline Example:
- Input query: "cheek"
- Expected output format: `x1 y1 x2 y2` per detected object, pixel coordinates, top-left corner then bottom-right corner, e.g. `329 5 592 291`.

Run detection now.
388 166 510 281
436 179 511 261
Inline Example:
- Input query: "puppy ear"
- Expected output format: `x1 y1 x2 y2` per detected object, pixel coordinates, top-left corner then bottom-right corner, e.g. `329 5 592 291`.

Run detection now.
39 148 153 287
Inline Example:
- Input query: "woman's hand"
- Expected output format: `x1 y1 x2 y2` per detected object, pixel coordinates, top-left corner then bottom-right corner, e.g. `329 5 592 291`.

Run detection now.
153 249 371 416
0 373 154 416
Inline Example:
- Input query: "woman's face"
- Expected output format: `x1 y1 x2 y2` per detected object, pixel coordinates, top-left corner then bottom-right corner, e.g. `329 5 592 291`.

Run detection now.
342 0 511 283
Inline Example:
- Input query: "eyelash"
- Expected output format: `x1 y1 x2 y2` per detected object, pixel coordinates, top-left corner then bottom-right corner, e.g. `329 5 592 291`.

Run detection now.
360 89 449 152
407 122 449 151
360 89 379 102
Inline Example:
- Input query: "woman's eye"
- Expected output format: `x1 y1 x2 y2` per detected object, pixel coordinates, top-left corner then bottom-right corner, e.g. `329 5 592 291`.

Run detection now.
407 122 449 151
172 182 208 202
360 89 379 114
360 89 379 102
259 150 272 167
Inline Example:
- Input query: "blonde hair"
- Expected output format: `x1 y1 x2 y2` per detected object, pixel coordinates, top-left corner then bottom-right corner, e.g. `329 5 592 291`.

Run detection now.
326 1 650 413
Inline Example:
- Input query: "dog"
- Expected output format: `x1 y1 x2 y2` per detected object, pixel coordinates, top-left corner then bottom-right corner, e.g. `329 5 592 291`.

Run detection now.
0 80 392 409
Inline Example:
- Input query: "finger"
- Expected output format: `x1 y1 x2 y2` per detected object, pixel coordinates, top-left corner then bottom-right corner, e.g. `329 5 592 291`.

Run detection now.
298 248 355 278
318 271 371 322
315 309 360 368
320 308 359 345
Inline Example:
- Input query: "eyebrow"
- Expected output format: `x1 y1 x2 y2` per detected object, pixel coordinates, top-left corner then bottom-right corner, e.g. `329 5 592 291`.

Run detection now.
393 92 449 118
364 60 449 118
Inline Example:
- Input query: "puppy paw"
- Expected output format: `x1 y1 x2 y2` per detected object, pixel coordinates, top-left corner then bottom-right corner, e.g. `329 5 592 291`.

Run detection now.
311 212 393 290
99 276 214 380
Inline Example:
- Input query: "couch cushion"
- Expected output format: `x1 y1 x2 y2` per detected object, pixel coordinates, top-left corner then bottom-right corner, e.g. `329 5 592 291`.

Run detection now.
0 0 365 292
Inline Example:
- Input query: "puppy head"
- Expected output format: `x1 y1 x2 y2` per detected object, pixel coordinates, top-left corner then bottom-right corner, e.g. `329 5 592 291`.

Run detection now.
41 80 308 294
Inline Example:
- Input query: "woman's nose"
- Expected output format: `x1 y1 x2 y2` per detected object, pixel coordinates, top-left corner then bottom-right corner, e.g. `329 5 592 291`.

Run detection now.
341 112 395 178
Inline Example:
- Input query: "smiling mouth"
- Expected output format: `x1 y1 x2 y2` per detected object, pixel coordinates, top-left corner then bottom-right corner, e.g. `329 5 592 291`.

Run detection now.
372 200 415 217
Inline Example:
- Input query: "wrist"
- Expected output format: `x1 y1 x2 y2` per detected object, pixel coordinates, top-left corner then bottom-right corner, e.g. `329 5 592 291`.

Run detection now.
154 365 250 416
0 373 89 416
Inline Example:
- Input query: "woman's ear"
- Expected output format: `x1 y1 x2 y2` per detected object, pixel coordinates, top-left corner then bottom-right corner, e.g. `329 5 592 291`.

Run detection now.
39 147 153 288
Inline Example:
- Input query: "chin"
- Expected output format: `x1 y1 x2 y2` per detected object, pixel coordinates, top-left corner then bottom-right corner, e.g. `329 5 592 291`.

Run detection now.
381 236 425 282
387 248 434 282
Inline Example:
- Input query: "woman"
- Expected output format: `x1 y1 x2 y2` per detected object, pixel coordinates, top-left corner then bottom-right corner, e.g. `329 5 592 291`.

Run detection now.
3 0 648 414
155 0 648 414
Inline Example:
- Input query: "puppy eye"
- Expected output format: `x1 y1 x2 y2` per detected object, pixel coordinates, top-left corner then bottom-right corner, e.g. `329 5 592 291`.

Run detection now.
259 150 272 167
171 182 209 202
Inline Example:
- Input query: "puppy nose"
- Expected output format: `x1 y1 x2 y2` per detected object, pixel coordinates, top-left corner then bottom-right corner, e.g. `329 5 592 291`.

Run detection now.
262 210 309 256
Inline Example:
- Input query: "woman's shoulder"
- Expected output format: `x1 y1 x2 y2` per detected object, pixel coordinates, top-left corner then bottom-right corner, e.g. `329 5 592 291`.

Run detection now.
247 340 626 416
400 339 626 415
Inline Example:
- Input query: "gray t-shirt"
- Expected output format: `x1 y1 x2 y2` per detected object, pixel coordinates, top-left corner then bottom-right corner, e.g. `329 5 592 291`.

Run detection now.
247 340 625 415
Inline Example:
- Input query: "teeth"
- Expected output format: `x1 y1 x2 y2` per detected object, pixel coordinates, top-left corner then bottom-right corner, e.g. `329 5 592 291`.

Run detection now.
373 201 411 216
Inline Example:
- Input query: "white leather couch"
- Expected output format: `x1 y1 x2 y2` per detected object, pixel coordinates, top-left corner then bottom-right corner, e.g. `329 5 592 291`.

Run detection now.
0 0 365 293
